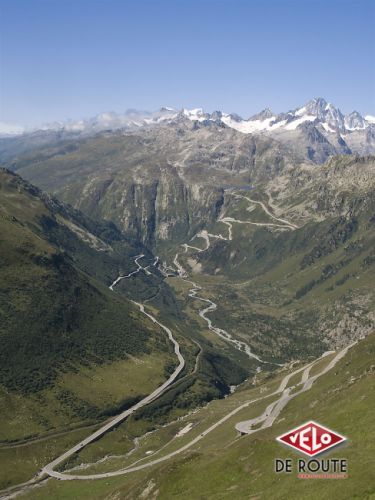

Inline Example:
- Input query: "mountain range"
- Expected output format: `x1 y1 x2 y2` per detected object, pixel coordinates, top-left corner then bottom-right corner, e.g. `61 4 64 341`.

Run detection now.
2 97 375 136
2 98 375 170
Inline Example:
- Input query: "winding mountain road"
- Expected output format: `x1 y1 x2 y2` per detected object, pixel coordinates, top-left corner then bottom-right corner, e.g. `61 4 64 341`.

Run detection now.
230 193 299 230
109 254 145 290
235 349 338 434
166 190 297 365
39 301 185 479
6 260 186 490
41 343 355 480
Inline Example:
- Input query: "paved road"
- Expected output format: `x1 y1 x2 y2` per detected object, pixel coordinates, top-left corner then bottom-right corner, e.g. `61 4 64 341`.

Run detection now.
219 216 293 230
109 254 145 290
39 277 185 479
235 346 353 434
173 253 188 278
0 195 334 494
0 332 356 496
43 342 355 480
168 189 297 362
60 338 203 478
230 193 299 229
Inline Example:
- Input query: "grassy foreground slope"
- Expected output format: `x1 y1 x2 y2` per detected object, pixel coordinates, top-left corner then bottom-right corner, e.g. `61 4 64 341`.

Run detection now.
150 333 375 500
25 332 375 500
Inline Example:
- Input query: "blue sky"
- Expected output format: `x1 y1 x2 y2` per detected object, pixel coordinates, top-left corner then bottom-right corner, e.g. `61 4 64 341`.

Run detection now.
1 0 374 126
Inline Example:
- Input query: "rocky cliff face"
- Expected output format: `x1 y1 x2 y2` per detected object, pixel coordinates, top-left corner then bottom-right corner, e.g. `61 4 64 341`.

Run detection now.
64 163 224 248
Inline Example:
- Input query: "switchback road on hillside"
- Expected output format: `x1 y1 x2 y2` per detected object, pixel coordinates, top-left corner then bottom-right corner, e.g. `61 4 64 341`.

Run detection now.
167 190 297 365
42 343 355 480
229 193 299 230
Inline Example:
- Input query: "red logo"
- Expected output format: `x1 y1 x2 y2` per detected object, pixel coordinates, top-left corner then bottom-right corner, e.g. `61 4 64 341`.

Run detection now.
277 421 346 457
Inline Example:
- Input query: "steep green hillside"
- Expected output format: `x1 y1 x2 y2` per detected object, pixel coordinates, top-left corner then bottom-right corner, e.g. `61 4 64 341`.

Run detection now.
0 140 373 499
0 169 176 441
143 332 375 500
191 202 374 358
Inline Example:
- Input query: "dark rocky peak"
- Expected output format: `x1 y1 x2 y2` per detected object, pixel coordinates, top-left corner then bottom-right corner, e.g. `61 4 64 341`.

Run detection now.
249 108 273 121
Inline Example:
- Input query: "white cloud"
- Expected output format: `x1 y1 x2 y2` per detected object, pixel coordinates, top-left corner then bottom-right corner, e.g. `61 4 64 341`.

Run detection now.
0 122 25 136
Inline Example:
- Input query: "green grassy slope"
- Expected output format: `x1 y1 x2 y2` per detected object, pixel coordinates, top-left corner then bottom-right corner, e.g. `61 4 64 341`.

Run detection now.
3 135 373 364
0 169 176 442
1 142 373 499
148 333 375 500
24 332 375 500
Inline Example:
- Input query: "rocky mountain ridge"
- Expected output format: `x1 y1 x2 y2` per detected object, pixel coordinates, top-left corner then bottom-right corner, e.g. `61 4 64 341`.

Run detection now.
2 98 374 168
2 97 374 137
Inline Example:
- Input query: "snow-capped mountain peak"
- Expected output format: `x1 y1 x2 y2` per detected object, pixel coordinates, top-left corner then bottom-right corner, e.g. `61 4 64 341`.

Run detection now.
182 108 206 121
304 97 328 116
288 98 344 131
218 98 371 135
1 98 373 138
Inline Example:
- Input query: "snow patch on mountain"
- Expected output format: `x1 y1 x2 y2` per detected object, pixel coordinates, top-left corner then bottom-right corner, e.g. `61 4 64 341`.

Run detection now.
221 114 276 133
294 106 307 117
183 108 206 122
284 115 316 130
219 98 373 136
321 122 337 133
